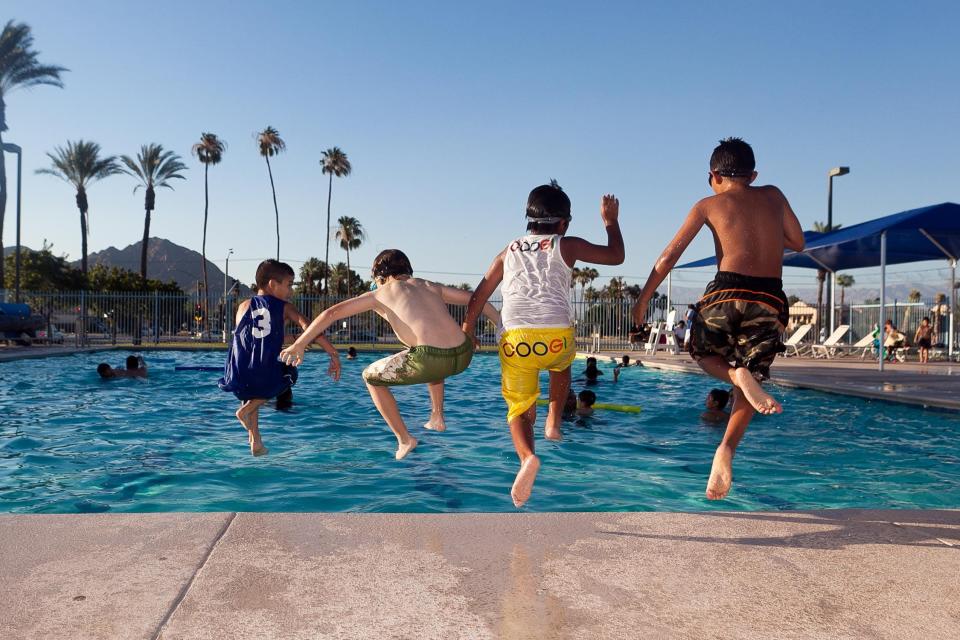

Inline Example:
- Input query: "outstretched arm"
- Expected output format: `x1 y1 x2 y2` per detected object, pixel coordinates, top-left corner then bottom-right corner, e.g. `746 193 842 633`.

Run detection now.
285 303 341 380
437 283 501 328
279 293 376 366
462 252 505 342
559 194 625 267
632 204 706 325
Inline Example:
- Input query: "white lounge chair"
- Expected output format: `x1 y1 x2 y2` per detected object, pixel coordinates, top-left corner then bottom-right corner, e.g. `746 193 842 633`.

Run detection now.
810 325 850 359
643 309 678 355
782 324 813 357
828 333 875 358
662 309 680 355
643 323 661 355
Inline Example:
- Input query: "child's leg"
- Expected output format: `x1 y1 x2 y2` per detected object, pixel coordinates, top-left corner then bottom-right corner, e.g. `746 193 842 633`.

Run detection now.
696 355 781 415
706 388 755 500
509 403 540 508
544 367 571 441
236 399 268 456
423 381 446 432
365 382 418 460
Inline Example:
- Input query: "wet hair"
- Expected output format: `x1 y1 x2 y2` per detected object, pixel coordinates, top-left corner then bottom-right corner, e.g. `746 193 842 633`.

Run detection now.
585 357 598 368
922 316 930 323
709 137 755 178
526 182 571 234
97 363 112 378
347 347 357 357
255 259 295 290
126 355 140 369
371 249 413 281
578 389 596 407
621 355 631 365
708 388 730 410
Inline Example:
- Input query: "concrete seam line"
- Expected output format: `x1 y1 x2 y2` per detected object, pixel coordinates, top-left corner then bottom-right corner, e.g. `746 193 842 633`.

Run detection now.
151 512 238 640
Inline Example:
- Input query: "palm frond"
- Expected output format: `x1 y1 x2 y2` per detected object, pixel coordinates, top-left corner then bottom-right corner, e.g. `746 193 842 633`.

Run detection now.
321 146 352 177
256 126 286 157
0 21 67 95
192 132 226 165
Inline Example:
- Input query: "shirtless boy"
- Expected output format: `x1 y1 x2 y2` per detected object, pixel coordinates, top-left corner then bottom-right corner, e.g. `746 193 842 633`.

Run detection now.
220 259 341 456
463 184 624 507
279 249 500 460
631 138 804 500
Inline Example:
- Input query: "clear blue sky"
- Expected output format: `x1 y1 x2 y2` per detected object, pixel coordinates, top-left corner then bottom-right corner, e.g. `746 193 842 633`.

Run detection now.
3 1 958 296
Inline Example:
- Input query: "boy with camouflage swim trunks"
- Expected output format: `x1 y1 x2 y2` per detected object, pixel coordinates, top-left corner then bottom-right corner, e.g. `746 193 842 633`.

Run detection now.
280 250 500 460
632 138 804 500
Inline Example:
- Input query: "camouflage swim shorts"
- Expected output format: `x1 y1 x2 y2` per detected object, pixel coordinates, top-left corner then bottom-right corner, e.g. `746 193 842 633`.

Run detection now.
688 271 788 380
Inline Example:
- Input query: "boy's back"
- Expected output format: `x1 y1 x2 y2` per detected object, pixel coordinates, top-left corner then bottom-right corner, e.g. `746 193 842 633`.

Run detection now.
371 277 470 348
698 184 794 279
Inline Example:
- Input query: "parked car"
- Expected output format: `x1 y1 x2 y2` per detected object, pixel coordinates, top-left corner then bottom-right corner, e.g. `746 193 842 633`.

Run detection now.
35 327 65 344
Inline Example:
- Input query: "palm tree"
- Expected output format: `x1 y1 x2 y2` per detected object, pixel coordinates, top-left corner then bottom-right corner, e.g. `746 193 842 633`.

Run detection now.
813 221 841 335
335 216 365 296
191 133 226 338
36 140 121 282
0 20 67 289
933 292 948 338
836 273 854 324
571 267 582 303
257 126 285 259
120 144 187 286
320 147 351 303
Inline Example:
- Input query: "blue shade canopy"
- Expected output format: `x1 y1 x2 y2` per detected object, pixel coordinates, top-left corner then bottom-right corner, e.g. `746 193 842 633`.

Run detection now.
677 203 960 271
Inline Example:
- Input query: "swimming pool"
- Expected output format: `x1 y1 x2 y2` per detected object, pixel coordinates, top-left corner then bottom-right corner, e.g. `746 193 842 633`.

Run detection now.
1 350 958 513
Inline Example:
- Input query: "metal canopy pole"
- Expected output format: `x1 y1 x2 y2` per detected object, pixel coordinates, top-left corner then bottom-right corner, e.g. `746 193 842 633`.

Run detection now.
666 270 672 322
830 274 837 336
878 231 887 372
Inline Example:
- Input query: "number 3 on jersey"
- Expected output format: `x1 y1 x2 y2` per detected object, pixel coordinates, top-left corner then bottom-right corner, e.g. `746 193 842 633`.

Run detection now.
251 307 272 339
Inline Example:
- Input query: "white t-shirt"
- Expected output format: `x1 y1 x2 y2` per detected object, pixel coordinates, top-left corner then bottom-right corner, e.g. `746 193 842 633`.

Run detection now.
500 234 574 330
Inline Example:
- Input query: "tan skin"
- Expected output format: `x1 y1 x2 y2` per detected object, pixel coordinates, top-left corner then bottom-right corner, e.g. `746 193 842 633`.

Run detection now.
630 172 804 500
234 275 341 456
463 194 624 508
279 275 500 460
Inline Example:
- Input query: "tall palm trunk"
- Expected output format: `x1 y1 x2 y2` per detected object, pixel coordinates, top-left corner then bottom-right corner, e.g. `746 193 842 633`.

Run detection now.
265 156 280 260
0 128 7 292
135 185 154 346
324 172 333 304
346 247 352 297
76 186 89 281
839 286 845 324
201 163 210 339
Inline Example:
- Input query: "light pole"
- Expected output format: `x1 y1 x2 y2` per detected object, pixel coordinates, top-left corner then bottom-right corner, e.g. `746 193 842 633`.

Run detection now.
222 248 233 342
2 143 23 302
826 166 850 334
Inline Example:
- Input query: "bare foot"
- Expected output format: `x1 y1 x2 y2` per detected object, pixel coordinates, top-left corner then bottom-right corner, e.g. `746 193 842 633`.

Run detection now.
395 437 418 460
423 412 446 432
251 442 269 457
544 426 563 441
731 368 782 415
236 407 257 445
706 445 733 500
511 455 541 508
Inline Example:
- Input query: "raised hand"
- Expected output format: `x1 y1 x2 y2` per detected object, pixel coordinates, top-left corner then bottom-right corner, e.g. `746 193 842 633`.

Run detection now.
601 194 619 226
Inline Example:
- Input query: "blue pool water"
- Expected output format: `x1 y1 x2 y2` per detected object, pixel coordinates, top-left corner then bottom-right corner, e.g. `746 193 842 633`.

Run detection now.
1 350 958 513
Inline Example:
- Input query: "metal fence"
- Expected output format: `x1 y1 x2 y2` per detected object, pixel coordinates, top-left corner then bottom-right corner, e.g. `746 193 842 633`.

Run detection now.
4 289 957 356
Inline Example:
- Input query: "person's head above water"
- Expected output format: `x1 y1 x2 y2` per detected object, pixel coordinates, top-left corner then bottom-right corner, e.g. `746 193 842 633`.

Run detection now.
708 137 757 189
706 388 730 411
255 259 296 299
525 181 571 235
621 355 631 365
125 355 140 370
347 346 358 359
578 389 596 408
96 362 113 378
371 249 413 285
585 357 598 368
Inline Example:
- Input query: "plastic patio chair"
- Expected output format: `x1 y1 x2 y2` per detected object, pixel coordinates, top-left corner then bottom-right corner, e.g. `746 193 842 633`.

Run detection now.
810 325 850 359
782 324 813 357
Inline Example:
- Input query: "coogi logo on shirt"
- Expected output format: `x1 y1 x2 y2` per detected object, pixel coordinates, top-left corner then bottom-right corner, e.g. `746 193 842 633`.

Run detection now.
502 336 568 357
509 238 555 252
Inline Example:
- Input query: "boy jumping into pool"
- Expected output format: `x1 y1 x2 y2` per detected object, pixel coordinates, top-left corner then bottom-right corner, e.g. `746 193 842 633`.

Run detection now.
462 183 624 508
631 137 804 499
279 250 501 460
220 259 341 456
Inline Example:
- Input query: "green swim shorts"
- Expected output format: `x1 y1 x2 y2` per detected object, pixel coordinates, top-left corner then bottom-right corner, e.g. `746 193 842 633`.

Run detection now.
362 335 474 386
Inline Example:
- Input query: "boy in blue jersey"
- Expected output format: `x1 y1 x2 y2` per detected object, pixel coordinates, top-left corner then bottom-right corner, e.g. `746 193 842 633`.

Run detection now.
220 260 341 456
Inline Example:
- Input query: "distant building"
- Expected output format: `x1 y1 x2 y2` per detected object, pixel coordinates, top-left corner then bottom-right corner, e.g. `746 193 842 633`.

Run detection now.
787 301 817 331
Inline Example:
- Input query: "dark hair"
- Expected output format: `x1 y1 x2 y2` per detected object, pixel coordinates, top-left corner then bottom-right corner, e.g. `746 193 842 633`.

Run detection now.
709 137 755 178
578 389 596 406
347 347 357 356
586 357 598 367
126 355 140 369
97 363 112 378
371 249 413 281
255 259 295 290
621 355 630 364
922 316 930 322
708 388 730 410
526 182 571 234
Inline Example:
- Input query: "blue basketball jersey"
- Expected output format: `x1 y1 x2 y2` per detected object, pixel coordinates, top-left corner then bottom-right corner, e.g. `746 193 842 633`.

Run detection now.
219 295 298 400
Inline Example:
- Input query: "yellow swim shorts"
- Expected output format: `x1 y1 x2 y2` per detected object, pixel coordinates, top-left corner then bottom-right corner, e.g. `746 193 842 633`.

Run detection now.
499 327 576 420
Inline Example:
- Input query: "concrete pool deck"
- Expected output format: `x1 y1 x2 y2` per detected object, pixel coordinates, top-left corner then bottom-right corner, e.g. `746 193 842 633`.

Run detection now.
591 351 960 412
2 510 958 639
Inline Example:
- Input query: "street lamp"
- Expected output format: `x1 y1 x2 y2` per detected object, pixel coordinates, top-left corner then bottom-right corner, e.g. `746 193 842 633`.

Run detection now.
826 166 850 334
222 248 233 342
2 143 23 302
